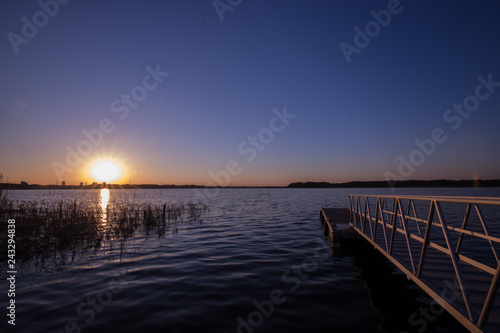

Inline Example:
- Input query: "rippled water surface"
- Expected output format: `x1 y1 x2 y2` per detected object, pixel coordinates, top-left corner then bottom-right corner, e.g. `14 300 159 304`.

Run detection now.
3 187 500 333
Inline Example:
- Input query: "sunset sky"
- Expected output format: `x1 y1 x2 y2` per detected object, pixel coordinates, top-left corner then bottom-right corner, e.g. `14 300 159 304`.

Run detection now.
1 0 500 186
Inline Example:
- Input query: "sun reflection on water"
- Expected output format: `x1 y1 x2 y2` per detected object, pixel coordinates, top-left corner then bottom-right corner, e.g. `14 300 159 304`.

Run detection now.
100 188 110 225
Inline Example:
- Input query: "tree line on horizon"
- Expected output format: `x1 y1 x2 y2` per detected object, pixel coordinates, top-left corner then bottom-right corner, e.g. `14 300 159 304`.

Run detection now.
286 179 500 188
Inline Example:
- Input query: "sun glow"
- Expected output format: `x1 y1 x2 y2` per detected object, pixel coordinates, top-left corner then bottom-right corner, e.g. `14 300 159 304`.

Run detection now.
91 160 122 182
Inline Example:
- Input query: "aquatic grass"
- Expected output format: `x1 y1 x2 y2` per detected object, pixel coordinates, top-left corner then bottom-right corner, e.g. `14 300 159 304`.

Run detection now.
0 174 10 219
0 197 209 273
6 200 103 272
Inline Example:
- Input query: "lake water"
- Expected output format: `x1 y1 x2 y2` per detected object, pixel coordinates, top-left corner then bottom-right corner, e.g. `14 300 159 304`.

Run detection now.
3 187 500 333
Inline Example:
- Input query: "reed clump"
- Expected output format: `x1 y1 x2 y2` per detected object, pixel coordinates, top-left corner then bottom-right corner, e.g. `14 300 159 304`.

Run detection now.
0 197 209 272
0 174 9 219
0 200 103 272
140 201 209 238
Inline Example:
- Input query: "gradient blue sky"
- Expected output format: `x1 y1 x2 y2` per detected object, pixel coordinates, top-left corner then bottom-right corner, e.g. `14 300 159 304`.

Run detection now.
1 0 500 186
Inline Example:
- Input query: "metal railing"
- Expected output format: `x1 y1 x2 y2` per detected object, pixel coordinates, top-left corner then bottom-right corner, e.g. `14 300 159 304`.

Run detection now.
348 194 500 332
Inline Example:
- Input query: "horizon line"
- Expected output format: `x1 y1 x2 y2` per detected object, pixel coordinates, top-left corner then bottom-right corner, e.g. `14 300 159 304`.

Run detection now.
2 178 500 189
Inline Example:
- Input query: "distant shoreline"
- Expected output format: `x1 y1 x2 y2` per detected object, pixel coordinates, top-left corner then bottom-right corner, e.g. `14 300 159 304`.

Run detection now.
286 179 500 188
1 179 499 190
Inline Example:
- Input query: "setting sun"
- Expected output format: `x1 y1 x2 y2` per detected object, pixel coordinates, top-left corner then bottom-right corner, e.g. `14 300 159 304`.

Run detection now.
91 160 121 182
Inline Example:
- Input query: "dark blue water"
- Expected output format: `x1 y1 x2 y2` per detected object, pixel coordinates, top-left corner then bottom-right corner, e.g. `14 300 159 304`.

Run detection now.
3 188 499 333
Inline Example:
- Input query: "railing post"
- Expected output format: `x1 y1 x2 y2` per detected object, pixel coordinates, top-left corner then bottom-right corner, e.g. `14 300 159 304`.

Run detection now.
417 200 435 278
411 200 423 238
362 196 367 233
455 204 471 256
352 195 359 227
398 198 416 275
356 196 361 229
365 196 374 240
349 195 354 225
379 197 390 252
373 197 379 243
389 198 398 255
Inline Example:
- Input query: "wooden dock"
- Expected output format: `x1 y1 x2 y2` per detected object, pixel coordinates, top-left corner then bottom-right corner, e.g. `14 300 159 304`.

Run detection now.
319 208 361 245
320 195 500 333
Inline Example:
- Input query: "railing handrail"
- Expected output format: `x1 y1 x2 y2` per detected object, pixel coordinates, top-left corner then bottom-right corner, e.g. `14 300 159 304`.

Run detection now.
349 194 500 206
